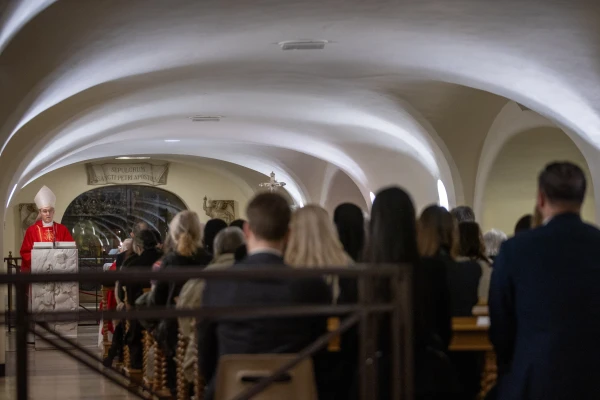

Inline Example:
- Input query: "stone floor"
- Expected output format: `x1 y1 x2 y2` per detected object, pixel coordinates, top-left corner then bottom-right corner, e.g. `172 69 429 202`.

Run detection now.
0 326 133 399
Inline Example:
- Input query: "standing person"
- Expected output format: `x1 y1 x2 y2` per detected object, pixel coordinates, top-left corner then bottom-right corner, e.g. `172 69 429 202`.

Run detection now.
457 222 492 304
203 218 228 256
198 193 331 400
286 205 354 400
333 203 365 262
364 188 456 400
490 162 600 400
20 186 74 273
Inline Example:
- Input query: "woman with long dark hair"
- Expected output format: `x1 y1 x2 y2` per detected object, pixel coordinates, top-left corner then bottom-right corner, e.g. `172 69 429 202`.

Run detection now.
333 203 365 262
364 187 456 399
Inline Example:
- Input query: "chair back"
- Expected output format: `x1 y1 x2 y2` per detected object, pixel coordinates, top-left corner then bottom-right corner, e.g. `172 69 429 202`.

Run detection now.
214 354 317 400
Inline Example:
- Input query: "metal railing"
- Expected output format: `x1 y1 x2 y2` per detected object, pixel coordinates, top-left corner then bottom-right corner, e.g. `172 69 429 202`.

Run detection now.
0 265 413 400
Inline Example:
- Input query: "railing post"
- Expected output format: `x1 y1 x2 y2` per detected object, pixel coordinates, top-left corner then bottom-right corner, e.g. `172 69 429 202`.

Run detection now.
358 275 378 400
399 266 413 399
15 282 29 400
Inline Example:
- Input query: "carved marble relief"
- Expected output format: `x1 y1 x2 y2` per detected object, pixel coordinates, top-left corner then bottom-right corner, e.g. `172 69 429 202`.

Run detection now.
203 197 236 224
31 248 79 348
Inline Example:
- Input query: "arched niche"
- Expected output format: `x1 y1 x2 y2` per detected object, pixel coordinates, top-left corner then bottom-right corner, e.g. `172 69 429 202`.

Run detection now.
323 169 369 215
481 127 596 235
61 185 187 256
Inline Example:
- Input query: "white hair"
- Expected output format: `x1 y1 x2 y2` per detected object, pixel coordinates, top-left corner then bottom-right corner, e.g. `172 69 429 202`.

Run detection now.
483 229 507 257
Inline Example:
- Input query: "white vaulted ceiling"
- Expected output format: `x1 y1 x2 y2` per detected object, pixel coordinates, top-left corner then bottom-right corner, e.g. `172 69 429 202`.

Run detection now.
2 0 600 212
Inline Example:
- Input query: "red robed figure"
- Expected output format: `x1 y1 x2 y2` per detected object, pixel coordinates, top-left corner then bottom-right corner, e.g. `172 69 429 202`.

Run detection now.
20 220 74 273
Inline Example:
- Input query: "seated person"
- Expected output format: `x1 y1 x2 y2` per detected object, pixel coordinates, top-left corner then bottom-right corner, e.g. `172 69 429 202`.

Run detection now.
122 230 162 369
198 193 331 399
178 226 246 383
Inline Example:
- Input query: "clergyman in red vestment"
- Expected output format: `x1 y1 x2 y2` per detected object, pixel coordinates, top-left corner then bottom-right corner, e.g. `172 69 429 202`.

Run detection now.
20 185 74 273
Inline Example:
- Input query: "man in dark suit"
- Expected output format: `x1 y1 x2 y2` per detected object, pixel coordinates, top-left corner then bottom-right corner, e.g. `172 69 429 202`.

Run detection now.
489 162 600 399
198 192 331 399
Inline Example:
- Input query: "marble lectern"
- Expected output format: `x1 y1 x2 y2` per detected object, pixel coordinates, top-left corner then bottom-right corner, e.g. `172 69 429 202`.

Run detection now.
31 245 78 349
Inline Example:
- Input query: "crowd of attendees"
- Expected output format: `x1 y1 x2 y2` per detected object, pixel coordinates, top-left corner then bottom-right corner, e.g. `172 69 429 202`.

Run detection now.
102 161 599 400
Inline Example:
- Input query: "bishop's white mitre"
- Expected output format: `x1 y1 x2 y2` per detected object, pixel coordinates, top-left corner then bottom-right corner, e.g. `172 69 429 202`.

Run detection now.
34 186 56 209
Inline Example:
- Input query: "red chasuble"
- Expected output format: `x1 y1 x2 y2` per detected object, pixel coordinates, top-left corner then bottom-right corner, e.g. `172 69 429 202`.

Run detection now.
19 220 74 273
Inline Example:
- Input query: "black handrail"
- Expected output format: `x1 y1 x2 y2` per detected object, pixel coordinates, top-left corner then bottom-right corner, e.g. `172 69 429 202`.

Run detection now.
1 264 413 400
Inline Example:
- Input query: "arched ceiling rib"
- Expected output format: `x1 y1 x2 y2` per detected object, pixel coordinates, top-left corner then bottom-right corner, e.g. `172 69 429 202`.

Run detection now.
2 0 600 211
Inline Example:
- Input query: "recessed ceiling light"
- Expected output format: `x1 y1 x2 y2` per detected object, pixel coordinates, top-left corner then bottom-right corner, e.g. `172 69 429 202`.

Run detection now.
115 156 150 160
164 139 180 143
188 115 223 122
278 40 329 50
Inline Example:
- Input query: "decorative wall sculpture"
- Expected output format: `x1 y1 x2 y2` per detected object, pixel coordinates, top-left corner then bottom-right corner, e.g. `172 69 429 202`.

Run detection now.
19 203 38 240
203 197 236 224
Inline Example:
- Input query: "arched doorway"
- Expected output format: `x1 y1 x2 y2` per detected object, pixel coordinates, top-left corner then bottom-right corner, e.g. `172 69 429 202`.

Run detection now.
481 127 596 235
61 185 187 257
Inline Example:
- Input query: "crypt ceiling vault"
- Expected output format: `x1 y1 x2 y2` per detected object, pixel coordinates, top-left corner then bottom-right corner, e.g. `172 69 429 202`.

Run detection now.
2 0 600 218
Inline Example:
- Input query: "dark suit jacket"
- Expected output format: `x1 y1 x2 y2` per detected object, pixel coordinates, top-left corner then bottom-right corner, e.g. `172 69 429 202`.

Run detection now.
122 248 162 304
490 213 600 399
447 259 481 317
198 252 332 393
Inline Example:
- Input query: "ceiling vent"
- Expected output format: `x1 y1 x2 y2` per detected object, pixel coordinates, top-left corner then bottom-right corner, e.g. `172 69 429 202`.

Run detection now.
279 40 328 51
189 115 222 122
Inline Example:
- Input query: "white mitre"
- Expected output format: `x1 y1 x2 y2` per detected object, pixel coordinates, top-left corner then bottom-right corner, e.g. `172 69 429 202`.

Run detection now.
34 186 56 209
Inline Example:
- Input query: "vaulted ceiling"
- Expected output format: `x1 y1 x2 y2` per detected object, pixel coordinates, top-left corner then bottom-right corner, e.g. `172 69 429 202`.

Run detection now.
2 0 600 213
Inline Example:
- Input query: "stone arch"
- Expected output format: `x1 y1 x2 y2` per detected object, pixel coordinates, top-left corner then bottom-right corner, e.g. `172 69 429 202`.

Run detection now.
473 102 599 224
479 126 596 234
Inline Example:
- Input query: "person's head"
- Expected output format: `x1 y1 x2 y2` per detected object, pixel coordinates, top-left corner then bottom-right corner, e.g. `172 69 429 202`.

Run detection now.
169 210 202 257
450 206 475 223
333 203 365 262
417 205 458 258
203 219 228 254
514 214 532 235
531 206 543 229
133 229 158 255
285 205 349 267
483 229 507 260
213 227 246 258
537 162 586 220
245 192 291 252
229 219 246 230
131 221 149 238
364 186 419 265
39 207 55 224
34 185 56 224
120 238 132 253
458 222 487 261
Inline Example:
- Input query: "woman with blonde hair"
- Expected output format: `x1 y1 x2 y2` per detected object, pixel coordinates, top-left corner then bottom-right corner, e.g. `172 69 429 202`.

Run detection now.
285 205 353 399
153 210 212 395
285 205 351 300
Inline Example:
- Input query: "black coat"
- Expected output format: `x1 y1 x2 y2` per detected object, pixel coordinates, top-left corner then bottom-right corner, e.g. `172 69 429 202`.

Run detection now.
198 252 332 398
122 248 162 305
153 248 212 306
490 213 600 399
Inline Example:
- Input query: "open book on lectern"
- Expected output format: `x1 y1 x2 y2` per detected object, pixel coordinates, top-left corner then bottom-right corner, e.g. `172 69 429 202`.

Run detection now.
33 241 77 249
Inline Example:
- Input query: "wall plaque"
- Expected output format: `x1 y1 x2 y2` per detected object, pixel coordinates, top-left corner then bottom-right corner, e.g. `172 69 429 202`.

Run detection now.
86 163 169 186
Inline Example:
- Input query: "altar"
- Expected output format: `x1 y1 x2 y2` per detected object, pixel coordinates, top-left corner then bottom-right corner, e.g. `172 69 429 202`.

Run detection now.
31 243 79 349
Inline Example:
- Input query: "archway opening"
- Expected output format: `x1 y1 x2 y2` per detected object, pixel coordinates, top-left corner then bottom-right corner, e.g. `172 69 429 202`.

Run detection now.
62 185 187 257
481 127 596 235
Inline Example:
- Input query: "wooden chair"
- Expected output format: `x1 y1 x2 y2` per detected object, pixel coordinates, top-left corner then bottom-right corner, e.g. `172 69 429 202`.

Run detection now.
143 331 155 388
214 354 318 400
100 285 115 359
153 343 172 398
176 329 190 400
450 314 497 400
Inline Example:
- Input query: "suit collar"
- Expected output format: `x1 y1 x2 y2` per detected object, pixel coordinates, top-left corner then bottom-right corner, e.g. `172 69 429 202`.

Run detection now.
545 212 581 227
